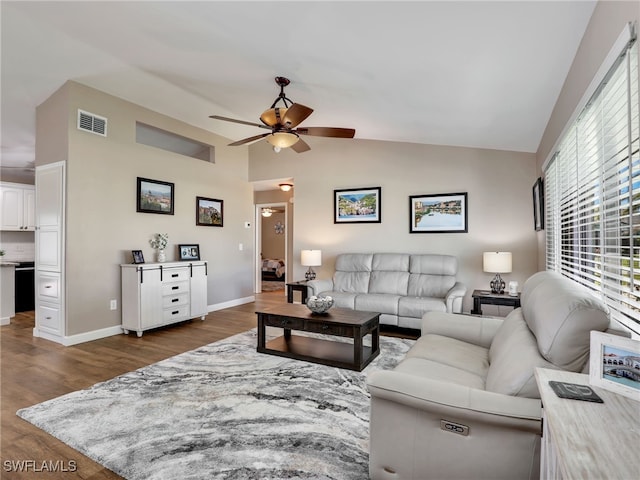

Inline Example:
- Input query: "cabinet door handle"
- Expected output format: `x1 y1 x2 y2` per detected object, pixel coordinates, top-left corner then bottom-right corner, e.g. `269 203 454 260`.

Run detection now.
281 319 288 326
44 285 52 289
172 286 179 290
172 298 179 303
171 273 179 278
172 310 179 315
45 316 52 320
322 324 329 331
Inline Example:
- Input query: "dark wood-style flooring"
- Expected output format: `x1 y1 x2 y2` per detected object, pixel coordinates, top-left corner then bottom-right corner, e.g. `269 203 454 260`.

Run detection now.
0 291 415 479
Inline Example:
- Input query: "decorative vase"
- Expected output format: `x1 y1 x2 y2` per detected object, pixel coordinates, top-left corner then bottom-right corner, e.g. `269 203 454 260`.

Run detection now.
157 249 166 263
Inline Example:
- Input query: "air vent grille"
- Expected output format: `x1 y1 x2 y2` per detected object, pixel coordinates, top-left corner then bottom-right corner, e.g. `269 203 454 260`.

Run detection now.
77 110 107 136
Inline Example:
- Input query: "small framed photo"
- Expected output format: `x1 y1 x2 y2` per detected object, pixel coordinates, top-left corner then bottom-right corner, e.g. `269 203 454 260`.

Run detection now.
196 196 223 227
409 192 468 233
131 250 145 264
589 331 640 402
334 187 381 223
178 244 200 261
137 177 174 215
533 177 544 231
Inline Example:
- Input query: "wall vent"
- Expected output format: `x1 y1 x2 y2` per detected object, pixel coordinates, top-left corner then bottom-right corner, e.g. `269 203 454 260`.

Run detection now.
77 109 107 137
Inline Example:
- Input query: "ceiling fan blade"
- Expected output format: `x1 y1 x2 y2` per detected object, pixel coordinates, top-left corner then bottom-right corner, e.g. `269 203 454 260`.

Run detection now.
296 127 356 138
282 103 314 128
228 133 270 146
209 115 270 130
291 137 311 153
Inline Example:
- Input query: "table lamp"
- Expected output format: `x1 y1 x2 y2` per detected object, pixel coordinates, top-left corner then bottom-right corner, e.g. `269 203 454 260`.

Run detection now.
483 252 512 294
301 250 321 281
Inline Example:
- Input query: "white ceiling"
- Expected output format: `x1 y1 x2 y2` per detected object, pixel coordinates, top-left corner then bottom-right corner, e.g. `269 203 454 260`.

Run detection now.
1 1 597 183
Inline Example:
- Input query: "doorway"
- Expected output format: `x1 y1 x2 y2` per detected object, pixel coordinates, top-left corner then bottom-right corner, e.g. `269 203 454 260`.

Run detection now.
255 202 288 294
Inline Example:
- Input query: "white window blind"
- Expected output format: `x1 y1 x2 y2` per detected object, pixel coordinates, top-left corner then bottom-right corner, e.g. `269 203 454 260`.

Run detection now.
545 37 639 334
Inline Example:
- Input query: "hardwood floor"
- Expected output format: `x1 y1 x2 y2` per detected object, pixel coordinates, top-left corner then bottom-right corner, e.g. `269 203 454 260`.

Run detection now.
0 292 286 479
0 292 414 479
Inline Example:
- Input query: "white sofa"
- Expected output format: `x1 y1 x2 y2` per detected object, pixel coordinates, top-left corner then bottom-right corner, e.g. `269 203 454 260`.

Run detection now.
367 271 612 480
306 253 466 330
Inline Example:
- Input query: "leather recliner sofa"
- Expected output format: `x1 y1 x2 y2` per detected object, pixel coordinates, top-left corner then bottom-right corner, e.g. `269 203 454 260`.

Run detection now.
306 253 466 330
367 271 611 480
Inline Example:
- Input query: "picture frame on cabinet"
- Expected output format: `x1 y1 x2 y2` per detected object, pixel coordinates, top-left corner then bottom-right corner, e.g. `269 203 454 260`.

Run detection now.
131 250 145 264
196 196 223 226
409 192 468 233
179 244 200 261
589 331 640 402
136 177 174 215
334 187 381 223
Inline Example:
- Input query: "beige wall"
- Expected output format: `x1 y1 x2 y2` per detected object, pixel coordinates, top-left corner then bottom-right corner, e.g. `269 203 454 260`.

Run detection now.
37 81 255 336
249 137 538 313
535 0 640 269
260 212 286 259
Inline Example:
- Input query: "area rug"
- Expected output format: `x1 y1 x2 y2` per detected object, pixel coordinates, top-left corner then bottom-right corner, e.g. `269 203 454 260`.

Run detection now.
17 329 414 480
261 281 285 292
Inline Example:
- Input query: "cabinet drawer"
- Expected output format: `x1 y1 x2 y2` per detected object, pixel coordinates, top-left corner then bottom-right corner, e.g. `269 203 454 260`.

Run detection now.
161 281 189 296
263 315 304 330
162 305 190 322
37 273 60 301
162 268 189 283
37 303 60 333
162 293 189 308
304 320 353 337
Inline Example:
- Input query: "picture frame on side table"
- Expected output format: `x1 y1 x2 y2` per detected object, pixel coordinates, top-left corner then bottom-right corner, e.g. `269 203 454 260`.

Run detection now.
131 250 145 264
196 196 223 227
178 244 200 261
409 192 468 233
137 177 174 215
334 187 381 223
589 331 640 402
533 177 544 231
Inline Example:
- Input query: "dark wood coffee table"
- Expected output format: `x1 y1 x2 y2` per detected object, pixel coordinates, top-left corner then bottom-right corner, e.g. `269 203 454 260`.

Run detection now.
256 303 380 371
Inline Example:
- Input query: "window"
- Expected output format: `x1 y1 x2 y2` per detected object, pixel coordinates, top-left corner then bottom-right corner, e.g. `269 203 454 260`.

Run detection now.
545 37 639 334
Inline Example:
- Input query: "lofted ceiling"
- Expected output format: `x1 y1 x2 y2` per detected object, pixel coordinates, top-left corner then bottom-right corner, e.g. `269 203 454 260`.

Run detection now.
0 1 597 183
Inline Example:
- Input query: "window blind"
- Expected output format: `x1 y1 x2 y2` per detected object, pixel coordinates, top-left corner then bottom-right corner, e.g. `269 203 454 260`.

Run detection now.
545 38 639 333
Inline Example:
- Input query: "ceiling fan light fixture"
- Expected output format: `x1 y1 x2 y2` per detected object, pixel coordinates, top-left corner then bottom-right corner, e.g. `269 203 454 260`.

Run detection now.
261 208 273 217
266 131 299 149
260 107 288 127
279 183 293 192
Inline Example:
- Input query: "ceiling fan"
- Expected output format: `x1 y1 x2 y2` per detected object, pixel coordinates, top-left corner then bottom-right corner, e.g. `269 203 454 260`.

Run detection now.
209 76 355 153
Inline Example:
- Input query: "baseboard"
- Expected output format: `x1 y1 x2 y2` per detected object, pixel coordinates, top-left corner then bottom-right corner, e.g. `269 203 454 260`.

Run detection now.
208 296 255 312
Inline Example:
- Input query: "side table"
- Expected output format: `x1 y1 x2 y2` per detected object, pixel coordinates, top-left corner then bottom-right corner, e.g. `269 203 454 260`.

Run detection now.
286 280 309 304
471 289 520 315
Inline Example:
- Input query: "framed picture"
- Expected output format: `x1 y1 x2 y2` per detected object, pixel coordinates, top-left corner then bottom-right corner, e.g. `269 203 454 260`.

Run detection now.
178 244 200 261
334 187 381 223
196 196 223 227
589 331 640 402
533 177 544 231
137 177 174 215
409 192 468 233
131 250 145 264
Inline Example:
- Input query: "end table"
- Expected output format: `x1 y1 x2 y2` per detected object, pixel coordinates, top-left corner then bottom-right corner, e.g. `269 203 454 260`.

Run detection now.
471 289 521 315
286 281 309 304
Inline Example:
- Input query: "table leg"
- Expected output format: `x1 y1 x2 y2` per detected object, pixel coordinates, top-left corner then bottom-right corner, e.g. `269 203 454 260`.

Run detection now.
287 286 294 303
284 328 291 340
257 314 266 350
471 297 483 315
354 329 363 368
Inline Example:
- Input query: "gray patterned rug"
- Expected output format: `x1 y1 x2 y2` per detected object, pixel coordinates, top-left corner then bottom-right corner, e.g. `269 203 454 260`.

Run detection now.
17 329 414 480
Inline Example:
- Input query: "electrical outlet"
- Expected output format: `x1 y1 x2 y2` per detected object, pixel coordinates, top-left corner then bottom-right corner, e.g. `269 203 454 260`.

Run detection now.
110 299 117 310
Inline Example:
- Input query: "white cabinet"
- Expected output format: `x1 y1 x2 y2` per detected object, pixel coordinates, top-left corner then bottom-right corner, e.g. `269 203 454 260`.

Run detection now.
34 162 65 343
0 182 36 231
121 261 208 337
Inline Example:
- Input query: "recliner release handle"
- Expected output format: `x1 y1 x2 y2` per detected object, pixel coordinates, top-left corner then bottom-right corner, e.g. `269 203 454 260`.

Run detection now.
440 419 469 436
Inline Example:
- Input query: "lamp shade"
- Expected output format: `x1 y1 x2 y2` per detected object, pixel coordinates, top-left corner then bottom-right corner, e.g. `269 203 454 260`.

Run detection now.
266 132 299 148
301 249 322 267
483 252 512 273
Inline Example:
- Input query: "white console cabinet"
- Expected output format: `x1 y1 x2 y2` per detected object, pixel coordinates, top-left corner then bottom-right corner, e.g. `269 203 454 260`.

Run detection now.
121 261 208 337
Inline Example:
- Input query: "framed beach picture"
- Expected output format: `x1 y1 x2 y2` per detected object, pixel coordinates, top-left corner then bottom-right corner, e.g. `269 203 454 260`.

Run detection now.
178 244 201 261
409 192 468 233
334 187 381 224
196 196 223 227
137 177 174 215
589 331 640 402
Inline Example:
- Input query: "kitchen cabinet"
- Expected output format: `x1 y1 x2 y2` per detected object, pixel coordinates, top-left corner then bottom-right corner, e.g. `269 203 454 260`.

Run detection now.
121 261 208 337
0 182 35 231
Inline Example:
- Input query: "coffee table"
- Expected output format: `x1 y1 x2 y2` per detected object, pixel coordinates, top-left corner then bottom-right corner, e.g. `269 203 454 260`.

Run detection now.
256 303 380 371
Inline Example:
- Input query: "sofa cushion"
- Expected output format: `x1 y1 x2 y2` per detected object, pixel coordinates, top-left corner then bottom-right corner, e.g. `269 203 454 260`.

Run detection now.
398 296 447 317
407 273 455 298
369 271 409 295
406 334 490 378
335 253 373 272
487 308 556 398
372 253 410 272
521 271 609 371
409 254 457 275
333 271 370 293
394 357 485 390
355 293 400 315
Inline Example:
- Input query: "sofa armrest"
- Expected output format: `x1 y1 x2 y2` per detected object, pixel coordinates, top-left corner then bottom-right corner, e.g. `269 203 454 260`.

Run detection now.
445 281 467 313
306 278 334 296
367 370 541 425
421 311 504 348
